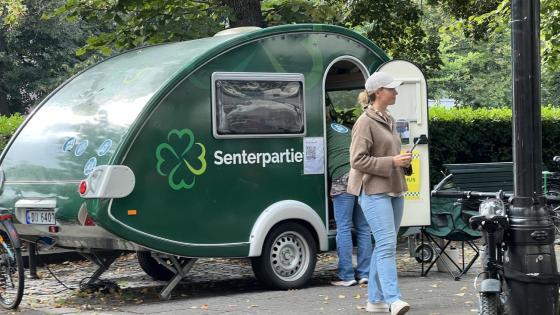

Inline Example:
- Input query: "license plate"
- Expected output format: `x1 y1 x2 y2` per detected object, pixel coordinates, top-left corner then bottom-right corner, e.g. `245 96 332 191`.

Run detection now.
26 209 56 225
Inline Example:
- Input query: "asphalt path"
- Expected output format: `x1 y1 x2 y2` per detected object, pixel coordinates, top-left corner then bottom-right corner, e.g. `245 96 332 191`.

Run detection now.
11 242 495 315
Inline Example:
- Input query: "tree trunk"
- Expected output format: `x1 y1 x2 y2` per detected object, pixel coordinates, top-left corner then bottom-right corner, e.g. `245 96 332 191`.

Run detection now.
221 0 263 28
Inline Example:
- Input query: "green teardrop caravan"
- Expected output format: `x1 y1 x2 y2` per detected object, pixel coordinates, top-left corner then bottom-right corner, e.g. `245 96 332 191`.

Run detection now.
0 24 430 297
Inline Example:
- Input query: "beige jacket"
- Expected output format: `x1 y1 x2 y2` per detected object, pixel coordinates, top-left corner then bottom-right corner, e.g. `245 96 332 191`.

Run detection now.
347 107 408 196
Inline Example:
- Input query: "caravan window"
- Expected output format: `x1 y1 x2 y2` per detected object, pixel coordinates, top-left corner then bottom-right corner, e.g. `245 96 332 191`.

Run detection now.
212 72 305 138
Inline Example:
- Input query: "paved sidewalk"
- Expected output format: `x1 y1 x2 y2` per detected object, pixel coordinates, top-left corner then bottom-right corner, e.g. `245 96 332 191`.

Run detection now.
11 242 558 315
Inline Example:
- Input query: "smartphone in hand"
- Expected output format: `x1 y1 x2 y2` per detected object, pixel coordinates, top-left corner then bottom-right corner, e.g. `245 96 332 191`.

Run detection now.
408 137 422 152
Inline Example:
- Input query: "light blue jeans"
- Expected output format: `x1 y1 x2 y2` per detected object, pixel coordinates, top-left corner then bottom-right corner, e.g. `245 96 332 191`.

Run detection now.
332 192 372 281
360 192 404 304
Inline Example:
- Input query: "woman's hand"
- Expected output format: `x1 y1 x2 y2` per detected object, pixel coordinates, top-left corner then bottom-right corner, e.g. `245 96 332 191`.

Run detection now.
392 152 412 167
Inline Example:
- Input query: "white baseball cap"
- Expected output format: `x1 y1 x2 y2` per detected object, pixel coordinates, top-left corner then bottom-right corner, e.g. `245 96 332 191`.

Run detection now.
364 72 402 93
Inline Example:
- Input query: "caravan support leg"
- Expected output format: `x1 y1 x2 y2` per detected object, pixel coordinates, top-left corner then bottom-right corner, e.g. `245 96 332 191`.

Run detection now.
79 251 122 285
159 257 197 300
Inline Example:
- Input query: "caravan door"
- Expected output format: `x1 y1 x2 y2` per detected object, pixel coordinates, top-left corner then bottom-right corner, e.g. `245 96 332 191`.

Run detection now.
377 60 430 227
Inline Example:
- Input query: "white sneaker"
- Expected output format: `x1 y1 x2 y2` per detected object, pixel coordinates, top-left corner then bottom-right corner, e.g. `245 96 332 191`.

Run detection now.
390 300 410 315
330 279 357 287
358 277 369 285
366 301 389 313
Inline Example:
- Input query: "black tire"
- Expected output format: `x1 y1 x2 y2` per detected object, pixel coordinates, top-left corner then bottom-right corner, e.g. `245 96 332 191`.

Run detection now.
480 293 499 315
0 231 24 310
251 222 317 289
137 251 192 281
414 244 434 263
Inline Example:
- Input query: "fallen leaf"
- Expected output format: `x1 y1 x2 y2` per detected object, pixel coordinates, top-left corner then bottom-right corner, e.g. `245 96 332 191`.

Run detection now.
354 294 361 299
460 286 468 291
201 304 209 310
356 305 366 310
430 284 438 288
456 293 465 297
248 304 258 308
338 295 345 299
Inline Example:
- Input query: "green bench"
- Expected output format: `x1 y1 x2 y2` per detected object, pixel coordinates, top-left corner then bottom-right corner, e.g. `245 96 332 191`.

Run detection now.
443 162 513 193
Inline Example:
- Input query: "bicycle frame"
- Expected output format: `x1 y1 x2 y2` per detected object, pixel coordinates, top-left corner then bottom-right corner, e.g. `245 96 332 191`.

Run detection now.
0 214 21 250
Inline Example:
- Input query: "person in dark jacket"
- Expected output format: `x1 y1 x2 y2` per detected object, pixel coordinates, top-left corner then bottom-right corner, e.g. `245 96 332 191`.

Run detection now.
326 104 372 287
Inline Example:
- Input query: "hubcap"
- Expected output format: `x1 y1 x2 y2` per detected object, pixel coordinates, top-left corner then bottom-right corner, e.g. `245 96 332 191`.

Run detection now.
269 231 310 281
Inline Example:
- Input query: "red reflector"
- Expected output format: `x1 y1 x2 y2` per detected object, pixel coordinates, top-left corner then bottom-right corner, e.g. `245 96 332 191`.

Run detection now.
84 215 96 226
79 180 87 195
48 226 60 233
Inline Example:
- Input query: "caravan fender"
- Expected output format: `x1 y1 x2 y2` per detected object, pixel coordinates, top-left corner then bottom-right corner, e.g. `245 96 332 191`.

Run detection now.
248 200 328 257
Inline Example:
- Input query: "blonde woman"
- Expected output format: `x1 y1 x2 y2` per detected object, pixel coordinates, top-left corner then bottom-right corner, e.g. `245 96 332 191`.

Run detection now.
348 72 411 315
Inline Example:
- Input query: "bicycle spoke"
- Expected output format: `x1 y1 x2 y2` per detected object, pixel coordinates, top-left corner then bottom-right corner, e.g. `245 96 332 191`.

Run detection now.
0 232 24 310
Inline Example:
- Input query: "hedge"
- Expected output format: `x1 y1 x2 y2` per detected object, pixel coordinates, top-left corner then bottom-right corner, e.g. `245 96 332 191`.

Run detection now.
0 114 24 152
428 106 560 185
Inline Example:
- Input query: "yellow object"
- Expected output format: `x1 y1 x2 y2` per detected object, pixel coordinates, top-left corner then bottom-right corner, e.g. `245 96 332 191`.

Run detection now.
402 150 421 200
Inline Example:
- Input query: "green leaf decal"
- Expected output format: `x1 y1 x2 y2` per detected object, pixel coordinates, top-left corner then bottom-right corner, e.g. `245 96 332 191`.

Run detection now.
155 129 206 190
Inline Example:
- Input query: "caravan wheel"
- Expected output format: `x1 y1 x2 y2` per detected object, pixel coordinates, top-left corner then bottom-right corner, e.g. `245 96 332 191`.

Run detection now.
251 222 317 289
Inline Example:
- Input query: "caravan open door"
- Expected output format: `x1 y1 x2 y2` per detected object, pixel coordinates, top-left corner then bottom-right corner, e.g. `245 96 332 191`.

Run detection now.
377 60 430 227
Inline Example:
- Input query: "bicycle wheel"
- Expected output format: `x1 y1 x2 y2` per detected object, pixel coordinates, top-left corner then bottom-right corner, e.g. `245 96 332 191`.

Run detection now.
0 230 24 309
480 293 499 315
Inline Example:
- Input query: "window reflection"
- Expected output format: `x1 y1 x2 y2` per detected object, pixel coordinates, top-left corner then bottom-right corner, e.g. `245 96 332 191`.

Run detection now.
215 79 304 135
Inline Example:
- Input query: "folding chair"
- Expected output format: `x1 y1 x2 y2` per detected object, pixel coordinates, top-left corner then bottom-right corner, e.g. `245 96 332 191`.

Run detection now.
420 196 481 280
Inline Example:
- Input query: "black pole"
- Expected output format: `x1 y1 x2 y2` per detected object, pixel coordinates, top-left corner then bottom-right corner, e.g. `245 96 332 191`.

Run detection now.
506 0 559 314
27 242 38 279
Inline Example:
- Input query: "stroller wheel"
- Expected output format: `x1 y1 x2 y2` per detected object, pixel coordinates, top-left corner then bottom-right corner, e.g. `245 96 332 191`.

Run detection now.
414 244 434 263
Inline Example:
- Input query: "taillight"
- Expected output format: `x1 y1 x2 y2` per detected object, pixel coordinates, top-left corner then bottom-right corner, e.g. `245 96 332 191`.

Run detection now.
79 180 87 195
84 215 96 226
48 226 60 233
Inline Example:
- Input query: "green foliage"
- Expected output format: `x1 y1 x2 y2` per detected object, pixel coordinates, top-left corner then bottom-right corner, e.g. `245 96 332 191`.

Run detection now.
0 0 27 27
542 0 560 70
0 113 23 150
425 4 512 106
0 0 94 114
262 0 342 25
345 0 442 76
431 0 560 72
332 106 363 126
48 0 231 55
427 0 504 41
49 0 442 77
542 69 560 107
